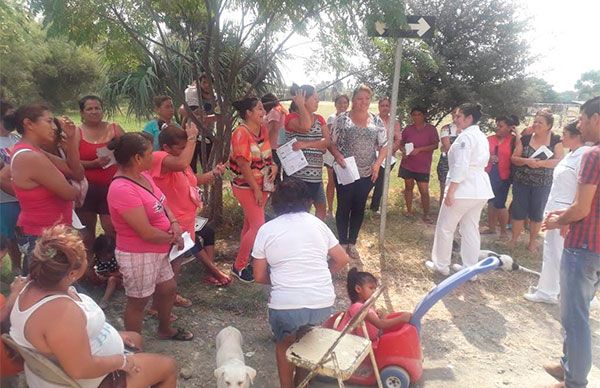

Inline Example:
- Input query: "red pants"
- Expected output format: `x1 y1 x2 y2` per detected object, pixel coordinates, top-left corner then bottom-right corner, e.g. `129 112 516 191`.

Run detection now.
232 186 268 270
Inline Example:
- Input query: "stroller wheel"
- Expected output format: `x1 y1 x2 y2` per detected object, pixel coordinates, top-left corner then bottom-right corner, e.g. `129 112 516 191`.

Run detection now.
380 365 410 388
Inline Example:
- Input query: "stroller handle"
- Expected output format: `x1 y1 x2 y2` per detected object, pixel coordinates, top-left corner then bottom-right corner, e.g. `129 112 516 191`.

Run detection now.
410 257 500 333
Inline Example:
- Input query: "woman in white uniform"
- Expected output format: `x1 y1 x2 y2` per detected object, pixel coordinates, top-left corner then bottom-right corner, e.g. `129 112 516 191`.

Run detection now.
523 121 590 304
10 224 177 388
426 103 493 275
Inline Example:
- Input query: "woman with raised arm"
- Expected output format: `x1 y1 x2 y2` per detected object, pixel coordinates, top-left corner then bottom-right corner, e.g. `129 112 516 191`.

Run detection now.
6 104 79 275
10 224 177 387
150 124 229 287
284 84 330 220
510 109 563 252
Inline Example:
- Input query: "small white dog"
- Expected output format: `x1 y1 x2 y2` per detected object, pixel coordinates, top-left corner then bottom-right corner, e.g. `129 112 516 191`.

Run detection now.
214 326 257 388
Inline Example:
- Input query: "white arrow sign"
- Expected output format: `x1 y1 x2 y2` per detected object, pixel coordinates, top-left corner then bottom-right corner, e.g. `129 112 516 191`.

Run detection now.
408 17 431 37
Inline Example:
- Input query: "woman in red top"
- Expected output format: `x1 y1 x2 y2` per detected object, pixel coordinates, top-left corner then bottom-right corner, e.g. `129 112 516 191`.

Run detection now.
5 104 79 275
482 116 517 237
229 97 277 283
77 95 125 255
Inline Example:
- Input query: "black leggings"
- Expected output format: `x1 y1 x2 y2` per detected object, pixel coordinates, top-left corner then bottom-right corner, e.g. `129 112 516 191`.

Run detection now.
335 176 374 245
370 164 395 211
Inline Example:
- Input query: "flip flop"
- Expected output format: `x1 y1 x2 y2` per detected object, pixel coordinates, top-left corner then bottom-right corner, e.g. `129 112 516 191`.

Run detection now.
158 327 194 341
146 309 178 322
203 275 232 287
174 293 192 308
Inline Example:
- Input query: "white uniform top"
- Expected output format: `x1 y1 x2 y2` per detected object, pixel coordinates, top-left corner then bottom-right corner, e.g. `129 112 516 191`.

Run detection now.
544 146 591 212
446 124 494 200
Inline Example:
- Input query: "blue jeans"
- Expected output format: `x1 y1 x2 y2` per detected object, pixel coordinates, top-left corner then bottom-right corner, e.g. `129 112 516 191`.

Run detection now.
559 248 600 388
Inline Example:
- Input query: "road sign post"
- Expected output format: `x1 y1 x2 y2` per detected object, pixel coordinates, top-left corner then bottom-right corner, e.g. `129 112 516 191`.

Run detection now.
369 15 435 256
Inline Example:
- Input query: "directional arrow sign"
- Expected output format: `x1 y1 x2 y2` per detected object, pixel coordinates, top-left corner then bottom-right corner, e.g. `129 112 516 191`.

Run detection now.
368 15 436 43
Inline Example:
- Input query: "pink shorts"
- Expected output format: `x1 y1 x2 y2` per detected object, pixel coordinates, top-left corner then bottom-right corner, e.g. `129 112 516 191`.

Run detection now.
115 250 174 298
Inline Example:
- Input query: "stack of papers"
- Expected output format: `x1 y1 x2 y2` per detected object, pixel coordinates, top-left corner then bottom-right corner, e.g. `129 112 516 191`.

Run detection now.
96 146 117 169
276 139 308 176
530 146 553 160
169 232 196 261
333 156 360 185
404 143 414 155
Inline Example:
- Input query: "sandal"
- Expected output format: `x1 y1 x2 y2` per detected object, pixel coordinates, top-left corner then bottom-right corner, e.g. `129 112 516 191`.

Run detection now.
174 293 192 308
203 275 232 287
158 327 194 341
146 309 178 322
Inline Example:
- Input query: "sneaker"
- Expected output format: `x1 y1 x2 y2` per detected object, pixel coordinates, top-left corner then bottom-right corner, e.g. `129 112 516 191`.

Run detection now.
425 261 450 276
451 263 464 272
543 363 564 382
231 265 254 283
347 244 360 259
523 292 558 304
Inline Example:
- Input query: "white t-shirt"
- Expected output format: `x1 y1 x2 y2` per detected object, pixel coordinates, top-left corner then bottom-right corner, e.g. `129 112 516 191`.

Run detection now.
0 134 19 203
252 212 338 310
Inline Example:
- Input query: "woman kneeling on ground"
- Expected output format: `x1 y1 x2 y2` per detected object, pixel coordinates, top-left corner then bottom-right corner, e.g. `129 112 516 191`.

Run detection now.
9 224 178 387
107 133 193 341
252 177 350 388
150 123 229 286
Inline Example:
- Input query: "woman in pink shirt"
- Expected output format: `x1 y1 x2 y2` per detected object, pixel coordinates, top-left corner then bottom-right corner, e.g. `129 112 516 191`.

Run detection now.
5 104 79 275
150 124 229 287
107 133 193 341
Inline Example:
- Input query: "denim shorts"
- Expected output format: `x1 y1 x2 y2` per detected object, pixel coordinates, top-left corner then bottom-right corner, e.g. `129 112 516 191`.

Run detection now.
511 182 551 222
488 165 511 209
304 181 326 205
0 202 20 238
268 306 333 342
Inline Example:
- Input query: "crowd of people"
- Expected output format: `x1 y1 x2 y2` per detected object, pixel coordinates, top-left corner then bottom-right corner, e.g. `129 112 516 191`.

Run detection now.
0 83 597 388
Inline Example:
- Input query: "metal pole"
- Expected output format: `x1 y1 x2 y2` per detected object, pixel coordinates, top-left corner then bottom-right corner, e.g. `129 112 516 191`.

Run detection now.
379 38 404 254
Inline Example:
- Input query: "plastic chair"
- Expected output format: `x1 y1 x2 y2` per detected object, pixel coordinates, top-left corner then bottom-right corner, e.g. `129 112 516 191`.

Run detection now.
1 333 80 387
286 286 386 388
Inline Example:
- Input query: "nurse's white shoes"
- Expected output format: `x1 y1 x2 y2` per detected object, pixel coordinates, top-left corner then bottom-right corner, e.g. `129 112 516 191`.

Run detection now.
425 261 450 276
523 291 559 305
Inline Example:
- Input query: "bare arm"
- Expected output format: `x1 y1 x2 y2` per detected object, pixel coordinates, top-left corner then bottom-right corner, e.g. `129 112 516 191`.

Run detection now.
119 206 174 244
511 140 532 167
252 259 270 284
39 300 125 379
440 136 452 153
327 244 350 273
294 121 331 152
364 310 411 330
287 92 312 133
0 165 13 196
160 123 198 173
16 152 78 200
535 142 564 168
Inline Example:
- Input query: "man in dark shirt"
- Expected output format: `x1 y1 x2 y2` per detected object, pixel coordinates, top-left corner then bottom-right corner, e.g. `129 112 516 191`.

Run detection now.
542 96 600 388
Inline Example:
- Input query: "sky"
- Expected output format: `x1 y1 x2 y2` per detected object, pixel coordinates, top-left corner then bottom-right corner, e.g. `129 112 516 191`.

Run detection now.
280 0 600 92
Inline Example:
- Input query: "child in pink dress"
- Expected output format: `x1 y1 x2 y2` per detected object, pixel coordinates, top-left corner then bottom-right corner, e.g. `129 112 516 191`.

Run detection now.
338 268 411 342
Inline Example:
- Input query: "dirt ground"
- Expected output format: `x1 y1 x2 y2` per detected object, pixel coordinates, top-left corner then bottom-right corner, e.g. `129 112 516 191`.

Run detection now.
89 210 600 388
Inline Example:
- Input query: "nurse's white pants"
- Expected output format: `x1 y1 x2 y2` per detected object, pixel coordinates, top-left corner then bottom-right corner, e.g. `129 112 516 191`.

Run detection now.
535 228 563 299
431 198 488 272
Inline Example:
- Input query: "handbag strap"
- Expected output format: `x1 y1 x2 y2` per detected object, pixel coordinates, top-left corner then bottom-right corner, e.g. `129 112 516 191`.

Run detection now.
111 175 160 201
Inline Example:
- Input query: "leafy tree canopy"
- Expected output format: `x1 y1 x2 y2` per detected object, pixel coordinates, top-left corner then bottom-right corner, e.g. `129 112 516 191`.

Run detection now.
575 70 600 101
0 1 104 110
